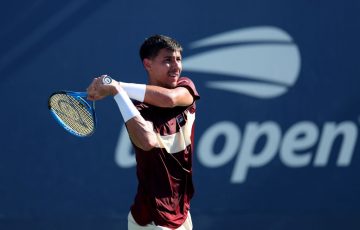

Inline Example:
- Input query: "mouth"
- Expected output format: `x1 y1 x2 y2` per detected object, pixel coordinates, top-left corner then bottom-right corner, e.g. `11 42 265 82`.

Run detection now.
168 72 180 78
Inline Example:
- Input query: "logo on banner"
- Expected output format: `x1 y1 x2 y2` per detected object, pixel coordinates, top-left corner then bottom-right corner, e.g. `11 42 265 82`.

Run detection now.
114 26 358 184
182 26 301 98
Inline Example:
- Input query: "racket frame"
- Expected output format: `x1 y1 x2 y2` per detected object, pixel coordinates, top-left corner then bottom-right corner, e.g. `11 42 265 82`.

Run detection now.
48 91 96 137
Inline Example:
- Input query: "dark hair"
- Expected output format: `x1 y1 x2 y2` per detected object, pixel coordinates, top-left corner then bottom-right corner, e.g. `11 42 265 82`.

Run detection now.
139 35 183 61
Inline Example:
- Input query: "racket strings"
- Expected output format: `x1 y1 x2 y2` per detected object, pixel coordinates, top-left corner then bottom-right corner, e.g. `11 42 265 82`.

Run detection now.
49 94 95 136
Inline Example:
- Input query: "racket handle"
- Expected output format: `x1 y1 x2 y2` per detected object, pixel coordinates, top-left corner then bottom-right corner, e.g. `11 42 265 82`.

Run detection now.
102 75 113 85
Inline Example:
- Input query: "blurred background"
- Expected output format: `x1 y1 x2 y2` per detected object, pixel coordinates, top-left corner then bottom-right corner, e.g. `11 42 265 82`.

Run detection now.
1 0 359 229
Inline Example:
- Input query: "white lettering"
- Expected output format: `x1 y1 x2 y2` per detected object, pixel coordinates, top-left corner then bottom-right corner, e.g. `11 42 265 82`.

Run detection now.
231 122 281 183
115 125 136 168
280 121 318 167
314 121 358 166
115 120 358 184
197 121 240 167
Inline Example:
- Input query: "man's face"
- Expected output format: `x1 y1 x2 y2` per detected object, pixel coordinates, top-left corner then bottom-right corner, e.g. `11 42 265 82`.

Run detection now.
144 48 182 88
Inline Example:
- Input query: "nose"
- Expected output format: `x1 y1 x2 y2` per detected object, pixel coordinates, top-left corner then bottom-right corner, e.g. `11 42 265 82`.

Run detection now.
173 59 182 71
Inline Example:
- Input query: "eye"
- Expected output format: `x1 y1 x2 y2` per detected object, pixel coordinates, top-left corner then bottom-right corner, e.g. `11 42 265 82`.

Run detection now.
163 58 171 63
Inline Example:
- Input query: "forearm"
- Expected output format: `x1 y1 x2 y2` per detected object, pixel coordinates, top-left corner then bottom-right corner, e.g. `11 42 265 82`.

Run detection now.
125 117 158 151
149 85 196 107
121 82 193 107
113 84 157 150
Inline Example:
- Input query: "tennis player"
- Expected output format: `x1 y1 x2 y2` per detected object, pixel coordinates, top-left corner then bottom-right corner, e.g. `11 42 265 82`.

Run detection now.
87 35 200 230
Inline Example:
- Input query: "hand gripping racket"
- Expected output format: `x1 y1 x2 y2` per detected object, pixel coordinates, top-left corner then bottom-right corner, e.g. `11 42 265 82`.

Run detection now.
48 76 113 137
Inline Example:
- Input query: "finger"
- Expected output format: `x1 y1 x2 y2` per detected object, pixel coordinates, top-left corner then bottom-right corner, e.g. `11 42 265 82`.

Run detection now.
87 93 94 101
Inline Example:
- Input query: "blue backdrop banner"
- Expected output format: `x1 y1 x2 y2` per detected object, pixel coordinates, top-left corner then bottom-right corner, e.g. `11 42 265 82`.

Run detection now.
0 0 359 229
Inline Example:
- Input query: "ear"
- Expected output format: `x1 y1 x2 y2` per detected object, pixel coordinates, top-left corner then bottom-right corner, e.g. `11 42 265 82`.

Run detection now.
143 58 152 72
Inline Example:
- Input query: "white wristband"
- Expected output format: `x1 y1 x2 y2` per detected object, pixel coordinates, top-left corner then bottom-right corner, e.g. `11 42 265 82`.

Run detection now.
121 82 146 102
114 91 140 122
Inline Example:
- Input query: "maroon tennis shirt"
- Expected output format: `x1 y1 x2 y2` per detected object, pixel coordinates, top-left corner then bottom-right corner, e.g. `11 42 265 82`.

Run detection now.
130 77 200 229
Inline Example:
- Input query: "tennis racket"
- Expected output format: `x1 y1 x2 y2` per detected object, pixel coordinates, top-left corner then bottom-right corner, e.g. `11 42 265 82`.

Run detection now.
48 76 113 137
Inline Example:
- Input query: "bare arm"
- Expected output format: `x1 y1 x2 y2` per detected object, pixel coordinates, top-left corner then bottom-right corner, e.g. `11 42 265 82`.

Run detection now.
125 84 194 149
143 85 194 108
125 116 158 151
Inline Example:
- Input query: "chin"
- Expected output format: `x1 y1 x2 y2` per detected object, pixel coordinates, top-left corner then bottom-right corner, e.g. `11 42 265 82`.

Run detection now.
165 83 176 89
166 79 178 88
171 80 178 88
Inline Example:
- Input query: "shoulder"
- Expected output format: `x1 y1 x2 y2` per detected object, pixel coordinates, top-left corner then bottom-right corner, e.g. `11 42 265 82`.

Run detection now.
177 77 194 87
176 77 200 100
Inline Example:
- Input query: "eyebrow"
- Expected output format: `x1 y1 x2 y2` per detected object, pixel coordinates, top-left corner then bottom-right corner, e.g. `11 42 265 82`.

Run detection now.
162 54 182 59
